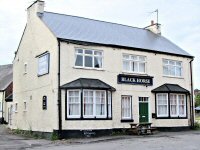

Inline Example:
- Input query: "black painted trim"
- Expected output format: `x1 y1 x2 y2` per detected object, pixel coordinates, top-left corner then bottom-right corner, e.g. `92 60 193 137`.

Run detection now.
35 51 49 58
65 90 67 120
27 0 44 9
57 39 62 139
121 119 134 122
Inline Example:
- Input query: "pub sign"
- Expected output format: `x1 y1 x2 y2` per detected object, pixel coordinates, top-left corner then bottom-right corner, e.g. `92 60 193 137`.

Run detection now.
117 74 153 86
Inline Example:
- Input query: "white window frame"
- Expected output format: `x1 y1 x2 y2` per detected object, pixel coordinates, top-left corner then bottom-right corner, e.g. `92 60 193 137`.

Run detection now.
108 91 112 118
83 90 107 118
121 95 132 120
156 93 168 117
170 94 186 117
74 48 104 70
163 59 182 77
122 54 146 74
67 90 81 118
38 53 50 76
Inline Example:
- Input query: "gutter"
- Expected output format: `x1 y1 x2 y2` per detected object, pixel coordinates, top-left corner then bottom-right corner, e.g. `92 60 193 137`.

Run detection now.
57 39 62 139
189 59 194 128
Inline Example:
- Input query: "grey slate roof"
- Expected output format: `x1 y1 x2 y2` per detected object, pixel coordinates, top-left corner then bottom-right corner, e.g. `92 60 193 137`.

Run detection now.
41 12 192 57
0 64 13 91
61 78 116 91
152 84 189 93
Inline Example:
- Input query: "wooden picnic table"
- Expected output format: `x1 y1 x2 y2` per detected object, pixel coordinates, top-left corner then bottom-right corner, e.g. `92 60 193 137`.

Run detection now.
130 122 156 135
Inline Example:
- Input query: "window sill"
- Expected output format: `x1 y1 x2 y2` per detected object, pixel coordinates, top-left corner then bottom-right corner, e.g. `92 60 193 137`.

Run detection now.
66 118 112 120
73 66 105 71
156 116 187 119
121 119 134 122
163 75 184 79
122 71 148 76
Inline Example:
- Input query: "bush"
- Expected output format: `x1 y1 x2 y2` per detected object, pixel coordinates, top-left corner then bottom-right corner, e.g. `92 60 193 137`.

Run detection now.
51 132 59 141
194 121 200 129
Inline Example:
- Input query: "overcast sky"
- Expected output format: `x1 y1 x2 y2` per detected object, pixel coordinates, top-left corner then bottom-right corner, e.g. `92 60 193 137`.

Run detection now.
0 0 199 89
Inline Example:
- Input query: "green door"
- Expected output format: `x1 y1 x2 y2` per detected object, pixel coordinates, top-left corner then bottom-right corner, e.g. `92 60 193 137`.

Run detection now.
139 98 149 123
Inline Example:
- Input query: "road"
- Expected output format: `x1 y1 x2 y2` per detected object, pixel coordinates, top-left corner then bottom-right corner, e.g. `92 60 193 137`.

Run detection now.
1 125 200 150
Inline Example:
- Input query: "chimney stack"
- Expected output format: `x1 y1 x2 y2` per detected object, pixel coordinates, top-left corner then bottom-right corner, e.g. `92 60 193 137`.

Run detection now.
27 0 45 19
145 20 161 35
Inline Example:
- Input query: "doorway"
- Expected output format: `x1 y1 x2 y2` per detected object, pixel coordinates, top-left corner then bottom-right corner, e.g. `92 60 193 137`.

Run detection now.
139 97 149 123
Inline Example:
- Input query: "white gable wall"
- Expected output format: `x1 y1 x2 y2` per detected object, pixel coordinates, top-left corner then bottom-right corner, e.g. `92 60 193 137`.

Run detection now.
12 2 58 132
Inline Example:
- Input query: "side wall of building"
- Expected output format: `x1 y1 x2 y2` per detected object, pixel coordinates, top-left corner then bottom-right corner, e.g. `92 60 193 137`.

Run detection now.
60 42 192 130
12 5 58 132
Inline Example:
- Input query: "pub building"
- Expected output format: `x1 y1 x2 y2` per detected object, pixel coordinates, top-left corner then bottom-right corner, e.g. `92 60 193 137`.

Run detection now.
12 1 194 138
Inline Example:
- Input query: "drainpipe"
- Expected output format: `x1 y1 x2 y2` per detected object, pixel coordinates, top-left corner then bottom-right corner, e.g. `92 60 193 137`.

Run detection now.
57 39 62 139
189 59 194 128
1 91 5 124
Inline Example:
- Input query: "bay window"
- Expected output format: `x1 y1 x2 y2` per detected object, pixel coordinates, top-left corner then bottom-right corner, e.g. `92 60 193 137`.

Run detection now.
66 89 112 119
121 96 132 120
163 59 182 77
123 54 146 73
156 93 186 118
75 48 103 69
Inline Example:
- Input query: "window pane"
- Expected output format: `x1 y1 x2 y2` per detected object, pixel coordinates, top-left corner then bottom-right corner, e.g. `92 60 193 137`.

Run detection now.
157 94 168 116
133 62 138 72
163 66 168 75
176 61 181 66
84 91 94 116
94 51 102 56
169 60 175 65
123 61 130 71
176 67 181 76
94 56 102 68
139 62 145 72
163 60 168 65
85 50 93 55
85 56 93 67
68 90 80 117
76 49 83 54
139 56 145 61
75 55 83 66
131 55 138 60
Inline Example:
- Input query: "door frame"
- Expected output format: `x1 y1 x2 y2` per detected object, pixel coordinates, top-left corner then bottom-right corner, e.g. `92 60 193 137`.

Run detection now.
138 97 150 123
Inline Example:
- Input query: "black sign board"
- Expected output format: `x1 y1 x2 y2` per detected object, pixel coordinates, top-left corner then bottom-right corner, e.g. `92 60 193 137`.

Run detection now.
43 96 47 110
117 74 153 86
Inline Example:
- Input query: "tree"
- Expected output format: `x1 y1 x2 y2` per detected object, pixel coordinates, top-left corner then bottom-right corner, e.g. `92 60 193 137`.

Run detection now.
195 94 200 107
